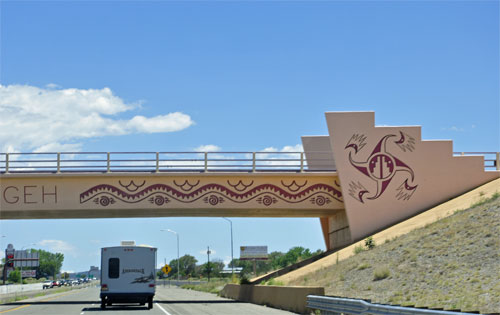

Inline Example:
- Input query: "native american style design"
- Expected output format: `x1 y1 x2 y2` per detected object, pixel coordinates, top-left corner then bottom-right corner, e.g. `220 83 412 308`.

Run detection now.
227 180 254 192
80 181 342 207
173 180 200 192
345 132 418 203
281 180 308 192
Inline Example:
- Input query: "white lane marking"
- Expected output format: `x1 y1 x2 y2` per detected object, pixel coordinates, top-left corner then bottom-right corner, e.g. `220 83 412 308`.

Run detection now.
156 303 173 315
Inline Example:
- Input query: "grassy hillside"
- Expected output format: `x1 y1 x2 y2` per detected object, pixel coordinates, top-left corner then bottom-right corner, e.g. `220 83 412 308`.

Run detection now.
286 193 500 313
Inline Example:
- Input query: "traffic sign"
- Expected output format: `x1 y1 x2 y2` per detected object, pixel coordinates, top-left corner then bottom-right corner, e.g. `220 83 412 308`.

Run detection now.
161 264 172 275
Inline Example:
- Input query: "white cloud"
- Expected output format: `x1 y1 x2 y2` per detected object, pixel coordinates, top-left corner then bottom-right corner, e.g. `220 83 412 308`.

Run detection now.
194 144 221 152
261 144 303 153
0 84 194 152
258 144 304 168
441 126 464 132
39 239 76 256
199 249 216 255
34 142 83 153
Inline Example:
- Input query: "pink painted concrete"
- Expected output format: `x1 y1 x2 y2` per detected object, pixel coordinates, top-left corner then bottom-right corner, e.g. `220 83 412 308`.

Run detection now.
325 111 499 242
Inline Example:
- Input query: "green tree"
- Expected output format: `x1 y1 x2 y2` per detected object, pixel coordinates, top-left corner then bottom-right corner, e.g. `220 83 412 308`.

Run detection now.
31 249 64 279
169 254 198 278
197 259 224 278
8 268 21 283
156 270 164 279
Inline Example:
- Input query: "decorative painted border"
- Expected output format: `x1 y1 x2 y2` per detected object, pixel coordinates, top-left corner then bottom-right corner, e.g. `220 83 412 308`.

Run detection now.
80 182 342 207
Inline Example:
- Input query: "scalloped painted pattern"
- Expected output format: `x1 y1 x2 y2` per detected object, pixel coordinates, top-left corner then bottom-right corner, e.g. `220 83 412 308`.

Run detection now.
80 183 342 205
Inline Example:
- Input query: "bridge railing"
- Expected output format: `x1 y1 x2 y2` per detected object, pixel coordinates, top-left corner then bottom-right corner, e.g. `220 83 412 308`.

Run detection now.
0 151 336 173
0 152 497 174
453 152 499 170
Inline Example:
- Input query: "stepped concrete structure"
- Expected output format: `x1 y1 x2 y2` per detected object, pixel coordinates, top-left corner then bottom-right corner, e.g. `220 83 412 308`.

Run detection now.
304 112 499 248
1 111 498 250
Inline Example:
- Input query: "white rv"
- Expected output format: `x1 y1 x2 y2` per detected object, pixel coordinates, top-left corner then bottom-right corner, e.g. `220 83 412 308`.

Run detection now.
100 241 157 309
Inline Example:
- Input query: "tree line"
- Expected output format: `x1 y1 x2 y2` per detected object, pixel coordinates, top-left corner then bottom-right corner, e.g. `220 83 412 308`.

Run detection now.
160 246 323 279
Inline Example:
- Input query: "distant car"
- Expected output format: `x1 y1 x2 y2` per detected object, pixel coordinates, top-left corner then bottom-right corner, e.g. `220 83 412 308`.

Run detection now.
42 281 53 289
52 280 61 287
72 279 79 285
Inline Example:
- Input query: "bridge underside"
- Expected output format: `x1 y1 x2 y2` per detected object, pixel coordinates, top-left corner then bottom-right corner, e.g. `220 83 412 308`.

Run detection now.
2 208 345 220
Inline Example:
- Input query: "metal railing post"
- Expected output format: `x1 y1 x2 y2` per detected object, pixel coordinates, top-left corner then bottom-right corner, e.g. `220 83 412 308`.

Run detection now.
204 152 208 172
5 153 9 173
300 152 304 172
107 152 111 173
252 152 256 172
496 152 500 171
57 152 61 173
156 152 160 173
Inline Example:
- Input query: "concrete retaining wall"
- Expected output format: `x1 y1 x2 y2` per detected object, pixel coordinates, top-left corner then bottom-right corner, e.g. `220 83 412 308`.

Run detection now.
220 284 324 314
0 283 43 294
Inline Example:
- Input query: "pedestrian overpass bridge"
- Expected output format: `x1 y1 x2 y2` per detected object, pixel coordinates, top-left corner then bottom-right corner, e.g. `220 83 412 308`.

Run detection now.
1 112 498 251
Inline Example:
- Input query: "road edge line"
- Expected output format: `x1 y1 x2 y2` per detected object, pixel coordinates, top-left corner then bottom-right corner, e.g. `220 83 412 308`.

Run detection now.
155 302 173 315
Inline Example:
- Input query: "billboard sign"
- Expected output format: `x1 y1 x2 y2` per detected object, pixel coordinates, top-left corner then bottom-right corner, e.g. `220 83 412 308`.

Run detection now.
240 246 268 260
21 270 36 278
13 250 39 268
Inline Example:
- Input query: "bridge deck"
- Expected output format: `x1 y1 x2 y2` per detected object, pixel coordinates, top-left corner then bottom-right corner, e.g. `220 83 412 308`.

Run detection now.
1 153 344 219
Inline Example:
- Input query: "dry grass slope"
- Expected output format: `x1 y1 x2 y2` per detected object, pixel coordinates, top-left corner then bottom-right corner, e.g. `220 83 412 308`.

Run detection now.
287 193 500 313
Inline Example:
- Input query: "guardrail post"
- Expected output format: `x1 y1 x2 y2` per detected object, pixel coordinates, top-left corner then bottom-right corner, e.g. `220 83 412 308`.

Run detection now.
156 152 160 173
5 153 9 174
107 152 111 173
57 152 61 173
300 152 304 172
204 152 208 172
497 152 500 171
252 152 256 172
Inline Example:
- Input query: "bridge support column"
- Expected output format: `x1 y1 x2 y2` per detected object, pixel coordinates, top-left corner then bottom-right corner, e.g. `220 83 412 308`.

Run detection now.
320 210 352 251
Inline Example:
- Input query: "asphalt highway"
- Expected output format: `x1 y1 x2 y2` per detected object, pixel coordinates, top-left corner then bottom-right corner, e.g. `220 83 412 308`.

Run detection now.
0 285 294 315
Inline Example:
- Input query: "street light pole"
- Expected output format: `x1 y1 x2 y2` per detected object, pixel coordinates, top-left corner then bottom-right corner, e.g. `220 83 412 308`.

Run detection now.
222 218 234 278
161 229 180 283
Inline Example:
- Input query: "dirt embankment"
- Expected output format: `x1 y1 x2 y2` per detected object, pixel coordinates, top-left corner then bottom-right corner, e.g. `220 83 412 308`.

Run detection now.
285 190 500 313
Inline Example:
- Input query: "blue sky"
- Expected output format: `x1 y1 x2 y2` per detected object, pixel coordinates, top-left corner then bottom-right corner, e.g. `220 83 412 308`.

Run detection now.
0 1 498 273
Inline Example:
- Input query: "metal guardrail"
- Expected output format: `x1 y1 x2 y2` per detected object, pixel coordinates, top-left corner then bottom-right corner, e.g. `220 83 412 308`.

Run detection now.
0 151 336 174
307 295 485 315
0 151 497 174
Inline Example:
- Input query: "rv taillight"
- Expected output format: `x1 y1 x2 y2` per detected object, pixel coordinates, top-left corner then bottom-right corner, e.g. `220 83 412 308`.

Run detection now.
101 284 108 291
148 284 155 288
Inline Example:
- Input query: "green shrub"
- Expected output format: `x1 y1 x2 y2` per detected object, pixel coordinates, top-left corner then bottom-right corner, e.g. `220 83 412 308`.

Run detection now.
364 236 376 250
240 276 251 285
358 263 371 270
265 278 284 286
354 244 365 254
373 267 390 281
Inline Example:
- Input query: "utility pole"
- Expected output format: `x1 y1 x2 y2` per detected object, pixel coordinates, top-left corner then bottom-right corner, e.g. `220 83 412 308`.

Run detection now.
207 246 211 282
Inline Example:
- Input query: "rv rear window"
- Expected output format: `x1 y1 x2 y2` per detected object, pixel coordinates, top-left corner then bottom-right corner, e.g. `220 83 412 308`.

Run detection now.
109 258 119 278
